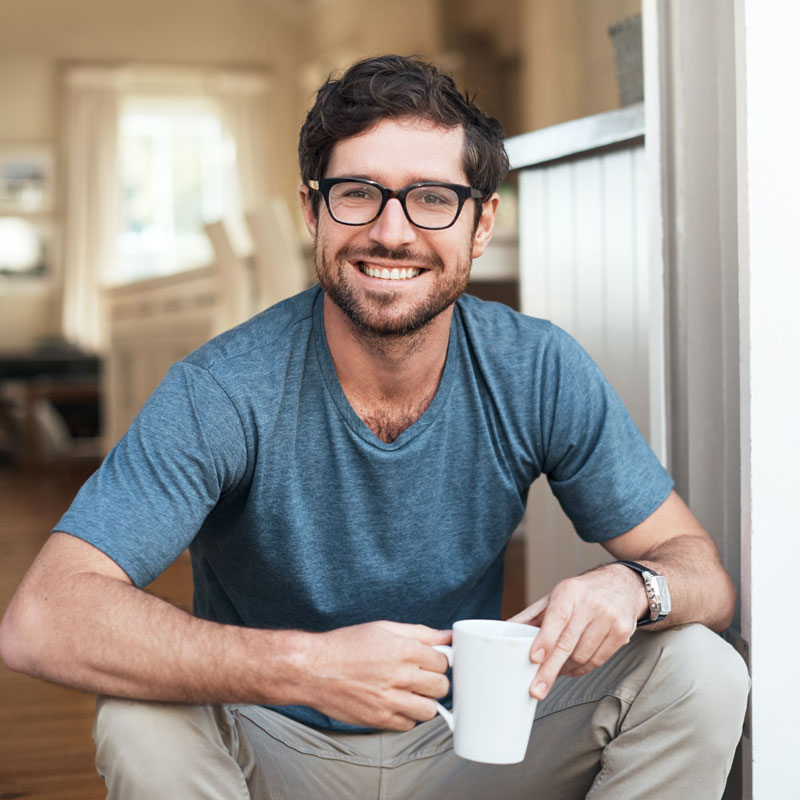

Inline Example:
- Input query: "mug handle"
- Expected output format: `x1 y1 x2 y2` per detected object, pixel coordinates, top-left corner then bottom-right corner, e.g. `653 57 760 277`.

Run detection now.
433 644 454 732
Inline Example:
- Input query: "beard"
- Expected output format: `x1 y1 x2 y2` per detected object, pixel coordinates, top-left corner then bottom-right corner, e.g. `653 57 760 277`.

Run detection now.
315 240 473 338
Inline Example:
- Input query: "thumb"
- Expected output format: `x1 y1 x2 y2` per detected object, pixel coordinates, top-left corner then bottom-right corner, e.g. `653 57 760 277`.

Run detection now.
507 594 549 624
376 621 452 646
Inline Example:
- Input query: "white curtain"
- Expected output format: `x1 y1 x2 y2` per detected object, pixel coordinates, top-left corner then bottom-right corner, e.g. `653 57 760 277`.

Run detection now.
211 71 274 211
60 67 122 352
209 71 274 255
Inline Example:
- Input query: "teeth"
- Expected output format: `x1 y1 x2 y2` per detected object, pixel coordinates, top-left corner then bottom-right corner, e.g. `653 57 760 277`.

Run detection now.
363 265 420 280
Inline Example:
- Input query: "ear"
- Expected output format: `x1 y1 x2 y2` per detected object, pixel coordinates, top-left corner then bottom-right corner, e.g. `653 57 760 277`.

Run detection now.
299 184 319 239
471 192 499 259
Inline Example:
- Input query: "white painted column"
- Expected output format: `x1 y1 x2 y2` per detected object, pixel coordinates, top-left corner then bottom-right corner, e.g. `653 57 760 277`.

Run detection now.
737 1 800 796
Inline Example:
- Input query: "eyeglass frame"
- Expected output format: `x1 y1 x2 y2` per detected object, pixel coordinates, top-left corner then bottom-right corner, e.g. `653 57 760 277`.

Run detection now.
307 177 486 230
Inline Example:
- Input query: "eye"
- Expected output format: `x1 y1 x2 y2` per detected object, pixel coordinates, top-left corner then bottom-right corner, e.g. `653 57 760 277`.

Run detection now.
341 188 372 200
419 192 449 205
408 186 458 210
331 182 382 203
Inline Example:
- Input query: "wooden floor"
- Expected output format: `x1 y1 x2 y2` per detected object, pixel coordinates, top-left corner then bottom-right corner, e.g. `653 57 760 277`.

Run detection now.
0 458 525 799
0 459 194 799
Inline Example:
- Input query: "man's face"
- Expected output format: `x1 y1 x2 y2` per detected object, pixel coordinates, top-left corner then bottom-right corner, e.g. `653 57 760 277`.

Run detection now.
300 117 498 338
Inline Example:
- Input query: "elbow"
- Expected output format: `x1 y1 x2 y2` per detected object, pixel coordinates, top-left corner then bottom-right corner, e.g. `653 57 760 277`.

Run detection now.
0 606 24 673
0 594 44 676
710 573 738 634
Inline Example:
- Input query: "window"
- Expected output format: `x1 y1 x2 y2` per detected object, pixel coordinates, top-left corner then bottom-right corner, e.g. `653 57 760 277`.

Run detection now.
115 96 239 284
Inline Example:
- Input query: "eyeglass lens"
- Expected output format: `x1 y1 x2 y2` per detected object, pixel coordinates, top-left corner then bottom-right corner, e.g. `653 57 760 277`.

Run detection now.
327 181 461 228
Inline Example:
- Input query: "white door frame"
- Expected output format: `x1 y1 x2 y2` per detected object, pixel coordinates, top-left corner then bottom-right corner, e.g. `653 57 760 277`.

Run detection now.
644 1 800 796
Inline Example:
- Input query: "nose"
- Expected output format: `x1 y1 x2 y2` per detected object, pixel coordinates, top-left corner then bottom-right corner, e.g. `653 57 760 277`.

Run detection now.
367 197 418 250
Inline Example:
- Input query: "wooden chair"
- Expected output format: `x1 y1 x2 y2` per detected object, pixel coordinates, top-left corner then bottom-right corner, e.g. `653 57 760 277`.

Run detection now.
246 198 310 313
204 218 253 333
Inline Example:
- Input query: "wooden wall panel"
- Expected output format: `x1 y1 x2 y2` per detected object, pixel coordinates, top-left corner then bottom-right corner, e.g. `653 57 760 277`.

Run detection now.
517 139 652 601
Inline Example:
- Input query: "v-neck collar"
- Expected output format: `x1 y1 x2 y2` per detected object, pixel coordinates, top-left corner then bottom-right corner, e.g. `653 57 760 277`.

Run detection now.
311 286 459 450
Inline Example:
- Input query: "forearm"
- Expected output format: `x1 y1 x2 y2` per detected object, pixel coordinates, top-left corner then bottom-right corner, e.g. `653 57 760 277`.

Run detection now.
601 491 737 633
613 533 736 633
1 563 310 705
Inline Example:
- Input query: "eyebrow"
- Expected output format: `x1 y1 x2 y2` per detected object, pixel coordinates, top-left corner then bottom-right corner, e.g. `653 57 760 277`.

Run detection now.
326 174 468 187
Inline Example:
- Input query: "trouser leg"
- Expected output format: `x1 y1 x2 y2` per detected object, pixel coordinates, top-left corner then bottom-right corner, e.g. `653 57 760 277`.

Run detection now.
93 696 256 799
582 624 750 799
93 698 387 800
390 623 750 800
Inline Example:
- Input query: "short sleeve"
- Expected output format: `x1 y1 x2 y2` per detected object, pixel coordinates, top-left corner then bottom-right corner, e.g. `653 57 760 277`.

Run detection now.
538 327 673 541
54 362 248 586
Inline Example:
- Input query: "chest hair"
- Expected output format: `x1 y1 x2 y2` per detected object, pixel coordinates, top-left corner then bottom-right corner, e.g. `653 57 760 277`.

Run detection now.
348 392 436 443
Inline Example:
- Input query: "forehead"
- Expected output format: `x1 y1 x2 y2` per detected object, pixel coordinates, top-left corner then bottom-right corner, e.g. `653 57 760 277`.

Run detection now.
325 117 467 185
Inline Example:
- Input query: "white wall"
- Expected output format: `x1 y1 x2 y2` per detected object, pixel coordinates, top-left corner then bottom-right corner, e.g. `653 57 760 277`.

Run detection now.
736 1 800 796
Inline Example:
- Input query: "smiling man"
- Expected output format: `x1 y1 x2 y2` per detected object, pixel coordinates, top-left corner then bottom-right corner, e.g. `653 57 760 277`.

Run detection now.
0 56 748 799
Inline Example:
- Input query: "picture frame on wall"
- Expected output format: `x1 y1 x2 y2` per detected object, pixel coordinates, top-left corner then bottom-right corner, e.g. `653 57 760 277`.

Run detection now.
0 216 53 276
0 144 55 214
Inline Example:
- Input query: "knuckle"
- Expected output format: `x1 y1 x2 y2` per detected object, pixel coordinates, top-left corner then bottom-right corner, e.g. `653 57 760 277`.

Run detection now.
570 650 590 667
554 634 577 655
419 702 438 722
612 620 633 640
374 704 395 725
588 654 606 669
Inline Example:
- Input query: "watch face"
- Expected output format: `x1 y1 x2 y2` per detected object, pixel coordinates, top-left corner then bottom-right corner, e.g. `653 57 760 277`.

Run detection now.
653 575 671 615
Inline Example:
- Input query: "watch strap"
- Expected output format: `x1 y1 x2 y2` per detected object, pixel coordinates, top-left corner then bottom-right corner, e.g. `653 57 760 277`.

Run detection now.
613 560 668 626
614 559 660 576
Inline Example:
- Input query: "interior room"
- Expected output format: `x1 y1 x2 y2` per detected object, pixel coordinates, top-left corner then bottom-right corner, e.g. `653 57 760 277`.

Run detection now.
2 1 797 798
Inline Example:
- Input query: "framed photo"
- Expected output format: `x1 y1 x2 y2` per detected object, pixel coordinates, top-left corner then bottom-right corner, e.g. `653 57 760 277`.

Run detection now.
0 216 54 276
0 145 55 213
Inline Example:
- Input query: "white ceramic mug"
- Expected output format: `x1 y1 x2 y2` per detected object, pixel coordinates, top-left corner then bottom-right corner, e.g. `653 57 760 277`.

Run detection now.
434 619 540 764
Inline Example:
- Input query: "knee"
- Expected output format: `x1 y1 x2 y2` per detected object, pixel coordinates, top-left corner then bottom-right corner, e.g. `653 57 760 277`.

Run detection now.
650 624 750 741
94 696 225 778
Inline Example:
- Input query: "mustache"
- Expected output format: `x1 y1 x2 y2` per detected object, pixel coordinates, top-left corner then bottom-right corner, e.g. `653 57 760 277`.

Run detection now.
336 243 444 270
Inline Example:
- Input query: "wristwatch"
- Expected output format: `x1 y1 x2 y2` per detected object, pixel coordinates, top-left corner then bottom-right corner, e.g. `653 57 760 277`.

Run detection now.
614 560 672 626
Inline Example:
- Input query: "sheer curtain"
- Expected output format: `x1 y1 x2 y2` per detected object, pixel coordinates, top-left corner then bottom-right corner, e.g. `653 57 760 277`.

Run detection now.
210 70 275 255
60 67 122 351
211 71 274 212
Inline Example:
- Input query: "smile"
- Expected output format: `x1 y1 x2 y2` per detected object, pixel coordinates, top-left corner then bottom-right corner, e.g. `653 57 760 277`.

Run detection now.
358 264 422 280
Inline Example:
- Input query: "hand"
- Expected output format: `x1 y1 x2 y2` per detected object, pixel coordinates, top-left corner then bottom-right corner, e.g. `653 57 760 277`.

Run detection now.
301 621 451 731
508 565 646 700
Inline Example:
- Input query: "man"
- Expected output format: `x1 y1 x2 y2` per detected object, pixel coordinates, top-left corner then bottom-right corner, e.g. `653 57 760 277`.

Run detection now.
0 55 748 798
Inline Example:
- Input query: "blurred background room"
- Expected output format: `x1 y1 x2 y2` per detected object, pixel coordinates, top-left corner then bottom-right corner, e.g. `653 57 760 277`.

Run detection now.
1 1 797 798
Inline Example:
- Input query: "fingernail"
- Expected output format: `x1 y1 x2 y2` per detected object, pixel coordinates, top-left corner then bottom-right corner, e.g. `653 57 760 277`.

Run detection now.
532 648 545 663
533 682 547 699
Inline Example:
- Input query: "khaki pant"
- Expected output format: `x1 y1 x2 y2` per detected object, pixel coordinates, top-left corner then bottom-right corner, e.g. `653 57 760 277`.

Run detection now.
93 624 749 799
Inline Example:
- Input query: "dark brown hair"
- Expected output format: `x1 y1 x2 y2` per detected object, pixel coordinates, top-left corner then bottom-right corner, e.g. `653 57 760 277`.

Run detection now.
298 54 509 216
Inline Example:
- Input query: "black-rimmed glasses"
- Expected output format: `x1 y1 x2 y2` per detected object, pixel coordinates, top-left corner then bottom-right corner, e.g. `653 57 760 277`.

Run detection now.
307 178 485 230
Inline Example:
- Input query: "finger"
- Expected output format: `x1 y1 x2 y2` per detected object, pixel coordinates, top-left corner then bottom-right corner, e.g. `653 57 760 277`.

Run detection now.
388 689 439 726
415 644 451 673
564 622 635 677
530 631 581 699
410 667 450 699
554 613 636 679
384 630 451 674
562 620 609 672
376 621 452 646
507 595 549 624
528 604 583 700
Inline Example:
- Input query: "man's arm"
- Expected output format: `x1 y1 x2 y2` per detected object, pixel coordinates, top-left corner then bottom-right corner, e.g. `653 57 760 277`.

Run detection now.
509 490 736 700
0 532 450 731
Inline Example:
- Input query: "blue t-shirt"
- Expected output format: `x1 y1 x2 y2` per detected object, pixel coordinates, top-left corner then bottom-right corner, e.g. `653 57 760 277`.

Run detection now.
55 285 672 730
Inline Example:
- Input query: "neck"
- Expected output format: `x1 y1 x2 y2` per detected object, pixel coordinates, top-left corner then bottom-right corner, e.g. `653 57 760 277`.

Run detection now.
323 294 453 441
